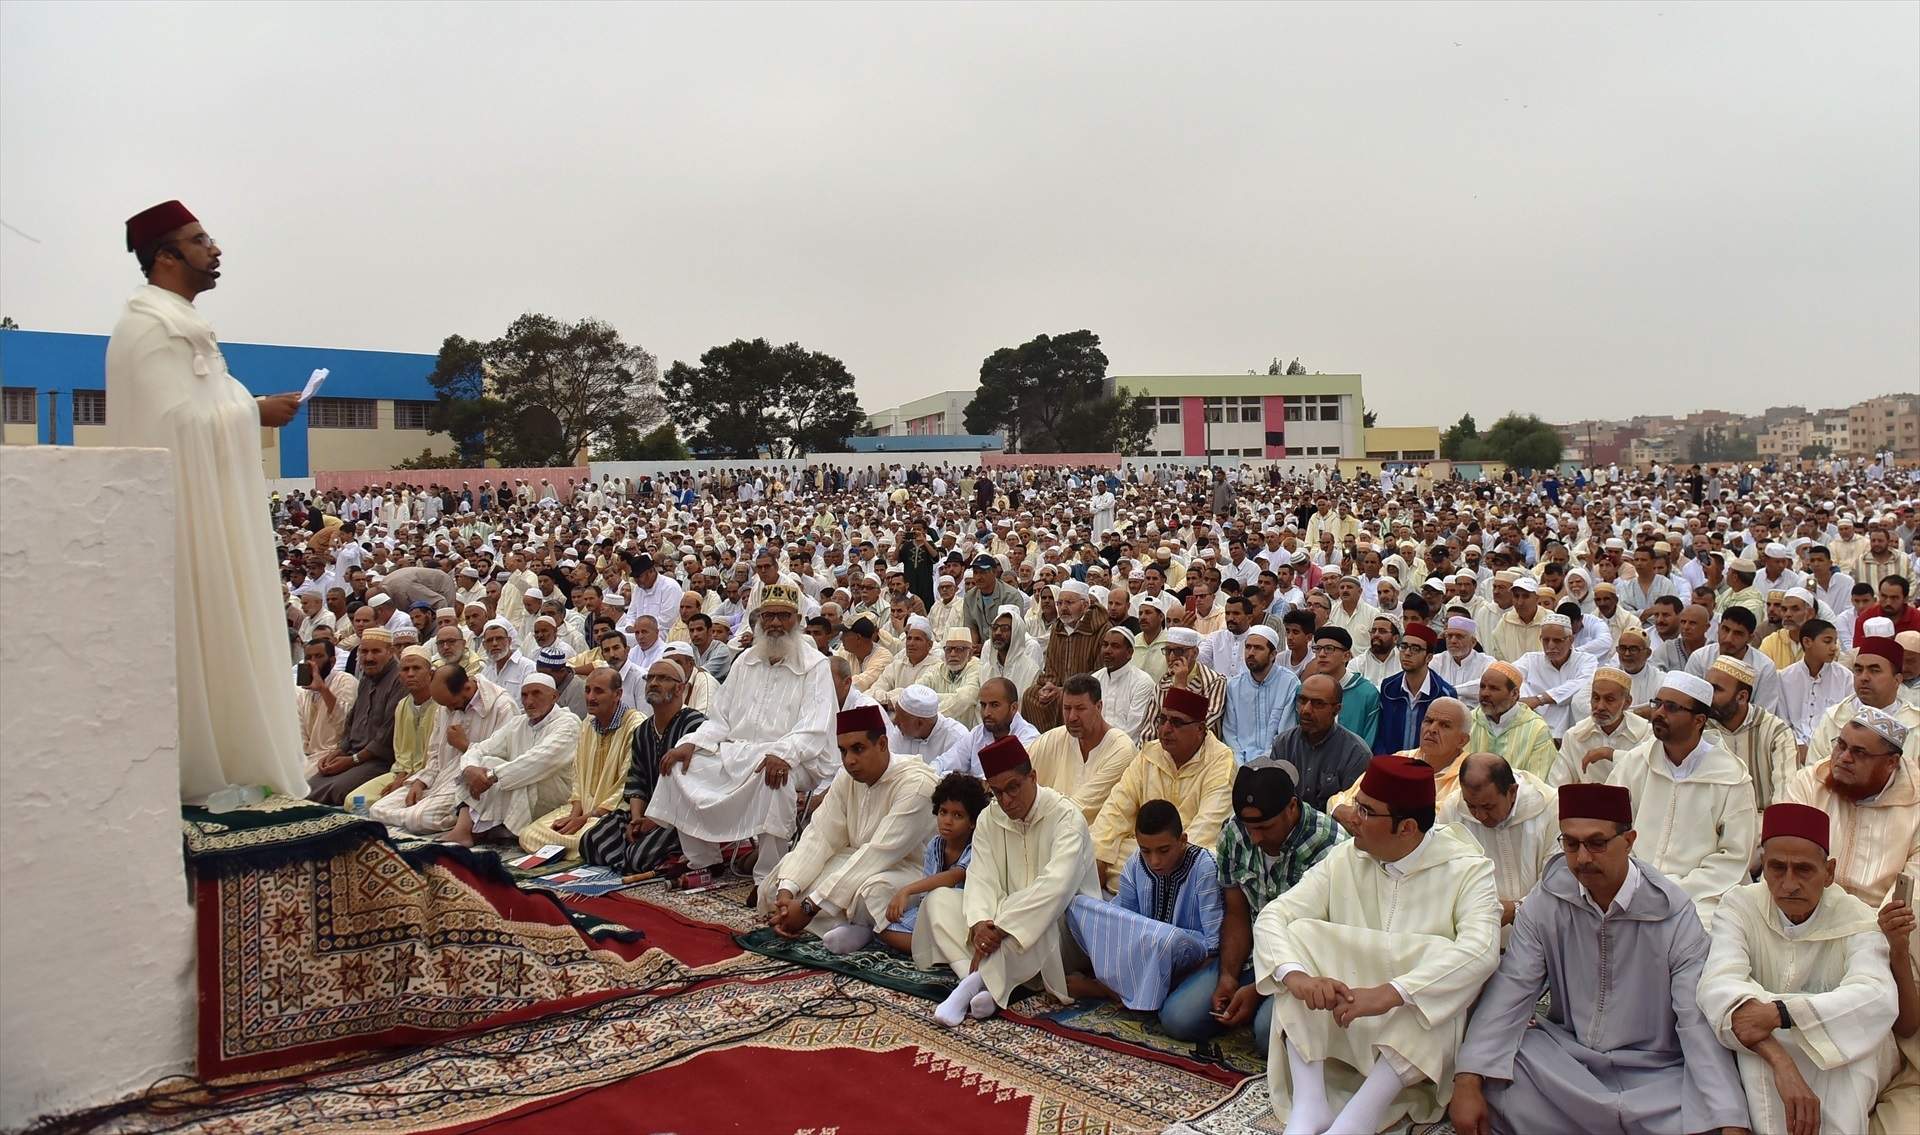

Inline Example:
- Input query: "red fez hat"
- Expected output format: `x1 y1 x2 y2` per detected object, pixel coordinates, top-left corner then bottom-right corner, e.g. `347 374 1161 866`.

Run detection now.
1161 686 1209 723
836 704 886 735
1403 623 1437 647
1760 802 1829 853
1558 783 1633 825
125 200 197 252
1358 755 1435 811
1857 637 1903 669
978 735 1031 779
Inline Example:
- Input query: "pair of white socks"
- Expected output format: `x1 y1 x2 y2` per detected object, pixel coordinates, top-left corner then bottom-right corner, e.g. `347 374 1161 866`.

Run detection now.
1284 1039 1412 1135
932 971 998 1027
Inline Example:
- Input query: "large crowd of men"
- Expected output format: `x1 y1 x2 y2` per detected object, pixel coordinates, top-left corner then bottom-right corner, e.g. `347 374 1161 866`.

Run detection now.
275 457 1920 1134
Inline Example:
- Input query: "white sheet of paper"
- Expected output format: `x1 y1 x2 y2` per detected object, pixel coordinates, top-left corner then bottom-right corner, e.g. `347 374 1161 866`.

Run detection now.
298 368 330 403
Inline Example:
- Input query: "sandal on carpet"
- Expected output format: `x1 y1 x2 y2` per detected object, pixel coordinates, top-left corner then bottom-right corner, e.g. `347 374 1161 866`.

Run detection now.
674 868 716 890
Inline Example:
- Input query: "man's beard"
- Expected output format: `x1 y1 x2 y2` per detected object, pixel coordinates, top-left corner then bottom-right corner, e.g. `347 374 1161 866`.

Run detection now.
755 627 793 661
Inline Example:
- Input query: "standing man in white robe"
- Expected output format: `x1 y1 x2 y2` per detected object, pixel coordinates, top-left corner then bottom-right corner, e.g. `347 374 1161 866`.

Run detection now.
444 674 581 846
1253 755 1501 1135
913 735 1101 1026
648 583 834 893
762 704 938 955
1698 802 1898 1135
107 200 307 799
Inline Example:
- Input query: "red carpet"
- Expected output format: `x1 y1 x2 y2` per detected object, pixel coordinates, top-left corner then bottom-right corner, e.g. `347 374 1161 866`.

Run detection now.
436 1043 1039 1134
561 891 746 969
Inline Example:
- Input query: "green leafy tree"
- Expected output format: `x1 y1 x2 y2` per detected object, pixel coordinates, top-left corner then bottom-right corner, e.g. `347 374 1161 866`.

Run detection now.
597 421 691 461
424 316 662 466
1363 409 1379 428
661 338 865 458
1480 413 1563 470
0 316 18 329
963 330 1111 452
392 447 468 471
1440 413 1484 460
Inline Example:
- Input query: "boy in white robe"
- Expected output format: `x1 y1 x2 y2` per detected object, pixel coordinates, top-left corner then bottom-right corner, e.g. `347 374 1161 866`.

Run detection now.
1253 755 1501 1134
445 674 582 845
912 734 1101 1026
761 704 938 954
1065 799 1224 1011
1698 802 1898 1135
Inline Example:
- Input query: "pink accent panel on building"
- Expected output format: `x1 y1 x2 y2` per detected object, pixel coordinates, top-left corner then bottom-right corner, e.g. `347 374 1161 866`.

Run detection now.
314 466 589 495
1182 397 1206 455
1263 396 1288 458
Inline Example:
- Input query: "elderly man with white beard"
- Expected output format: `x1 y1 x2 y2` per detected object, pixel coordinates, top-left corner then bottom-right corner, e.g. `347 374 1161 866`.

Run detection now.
1554 665 1654 786
479 617 536 701
647 584 835 894
868 616 939 708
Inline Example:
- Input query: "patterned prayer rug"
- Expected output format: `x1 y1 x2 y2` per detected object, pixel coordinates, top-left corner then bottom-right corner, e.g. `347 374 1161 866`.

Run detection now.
1163 1075 1458 1135
90 971 1241 1135
611 873 765 931
188 803 759 1080
736 925 959 999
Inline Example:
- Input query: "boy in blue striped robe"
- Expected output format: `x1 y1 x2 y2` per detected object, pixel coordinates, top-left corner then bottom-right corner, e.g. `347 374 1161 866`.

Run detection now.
1065 799 1225 1010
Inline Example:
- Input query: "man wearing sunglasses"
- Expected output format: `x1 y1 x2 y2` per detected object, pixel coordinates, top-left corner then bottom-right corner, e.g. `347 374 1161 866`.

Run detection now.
1452 782 1749 1135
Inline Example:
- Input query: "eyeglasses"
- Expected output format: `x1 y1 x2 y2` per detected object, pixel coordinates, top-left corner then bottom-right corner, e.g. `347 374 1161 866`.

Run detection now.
1154 714 1198 730
1396 641 1428 652
1648 698 1701 715
987 776 1027 800
1310 644 1344 655
1350 801 1390 822
1558 833 1625 856
1832 738 1899 762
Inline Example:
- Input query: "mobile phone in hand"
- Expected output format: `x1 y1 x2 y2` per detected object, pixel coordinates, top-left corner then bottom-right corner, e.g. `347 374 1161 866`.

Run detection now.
1898 874 1914 908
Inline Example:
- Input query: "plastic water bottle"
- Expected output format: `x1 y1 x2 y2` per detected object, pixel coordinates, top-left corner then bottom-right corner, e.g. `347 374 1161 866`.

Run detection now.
351 794 370 817
205 784 269 814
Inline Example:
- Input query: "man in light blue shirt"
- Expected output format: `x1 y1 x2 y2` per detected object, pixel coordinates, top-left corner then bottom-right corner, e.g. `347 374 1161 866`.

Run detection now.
1223 625 1301 764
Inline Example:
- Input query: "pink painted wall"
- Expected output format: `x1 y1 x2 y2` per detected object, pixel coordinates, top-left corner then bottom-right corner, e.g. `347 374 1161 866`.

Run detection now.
1263 395 1288 458
313 466 589 495
1182 397 1206 455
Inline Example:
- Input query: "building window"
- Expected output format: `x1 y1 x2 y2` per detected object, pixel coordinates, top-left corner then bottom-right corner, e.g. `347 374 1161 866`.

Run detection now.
1152 397 1182 425
309 397 377 429
1202 395 1262 424
4 387 37 424
72 389 106 426
1282 394 1342 422
393 399 434 430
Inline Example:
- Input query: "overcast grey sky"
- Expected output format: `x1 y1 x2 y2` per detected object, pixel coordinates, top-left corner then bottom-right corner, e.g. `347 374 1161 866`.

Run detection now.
3 1 1915 426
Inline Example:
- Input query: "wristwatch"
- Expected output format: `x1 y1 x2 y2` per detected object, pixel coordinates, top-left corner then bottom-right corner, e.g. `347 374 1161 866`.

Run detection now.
800 897 820 918
1774 1000 1794 1029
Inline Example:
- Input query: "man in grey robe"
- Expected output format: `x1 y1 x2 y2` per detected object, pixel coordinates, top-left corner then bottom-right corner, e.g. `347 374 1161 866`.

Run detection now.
1449 781 1749 1135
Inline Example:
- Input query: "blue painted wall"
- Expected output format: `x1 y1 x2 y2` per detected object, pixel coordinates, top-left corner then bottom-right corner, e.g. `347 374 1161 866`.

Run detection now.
0 327 437 476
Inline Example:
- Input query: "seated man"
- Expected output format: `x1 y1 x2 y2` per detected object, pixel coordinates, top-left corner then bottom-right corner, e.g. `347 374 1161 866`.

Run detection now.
361 645 437 799
1441 753 1556 934
1466 662 1558 781
581 659 705 876
913 735 1101 1026
1698 802 1899 1135
1096 625 1160 743
647 584 835 893
1270 673 1375 812
762 704 939 955
1329 696 1473 813
308 627 406 805
1026 672 1139 822
369 665 517 835
1554 665 1651 785
518 667 642 856
1224 625 1302 765
1607 671 1758 928
1089 687 1235 889
297 638 357 773
888 683 971 767
933 677 1038 778
1159 761 1344 1049
1512 613 1596 741
1252 756 1501 1135
920 628 984 727
445 673 582 846
1065 799 1224 1011
1450 783 1749 1135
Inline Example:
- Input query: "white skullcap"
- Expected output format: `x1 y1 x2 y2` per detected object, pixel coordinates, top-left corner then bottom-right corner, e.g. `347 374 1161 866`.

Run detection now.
1089 585 1111 606
435 606 456 616
662 641 695 660
1165 627 1203 648
1060 579 1092 598
1104 625 1137 647
523 588 544 602
1658 671 1714 707
1783 587 1815 606
906 615 932 633
535 614 557 626
1539 613 1572 630
368 593 391 608
1446 616 1478 635
994 604 1022 621
521 673 556 692
1247 625 1280 648
895 684 940 717
1864 616 1896 638
484 617 516 637
1764 542 1792 559
604 594 628 608
463 600 487 612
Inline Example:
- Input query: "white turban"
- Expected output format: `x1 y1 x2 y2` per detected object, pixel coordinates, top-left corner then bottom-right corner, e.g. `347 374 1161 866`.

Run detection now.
1246 625 1280 648
906 615 933 634
1165 627 1203 648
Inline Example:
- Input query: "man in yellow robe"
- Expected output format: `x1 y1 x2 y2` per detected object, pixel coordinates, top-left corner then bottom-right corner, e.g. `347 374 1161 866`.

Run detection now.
520 668 642 856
